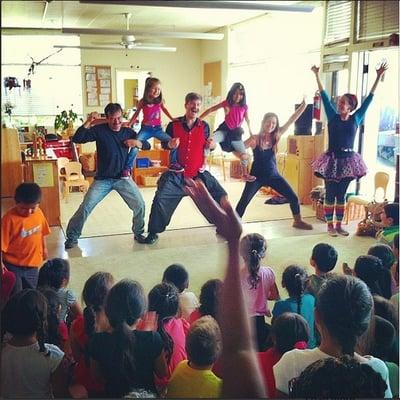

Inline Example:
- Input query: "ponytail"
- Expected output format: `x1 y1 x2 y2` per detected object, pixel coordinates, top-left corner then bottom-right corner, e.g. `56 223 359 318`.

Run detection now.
248 249 262 289
294 273 304 315
157 317 174 363
282 266 307 317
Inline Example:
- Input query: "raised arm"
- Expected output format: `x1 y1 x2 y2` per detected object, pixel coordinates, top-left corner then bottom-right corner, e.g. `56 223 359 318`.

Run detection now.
184 179 266 398
160 101 175 121
311 65 324 92
72 112 100 143
199 101 225 120
369 61 388 95
311 65 337 121
278 99 307 137
127 100 143 127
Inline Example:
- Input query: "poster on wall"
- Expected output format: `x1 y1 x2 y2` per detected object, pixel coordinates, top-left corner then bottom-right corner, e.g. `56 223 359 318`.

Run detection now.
84 65 112 107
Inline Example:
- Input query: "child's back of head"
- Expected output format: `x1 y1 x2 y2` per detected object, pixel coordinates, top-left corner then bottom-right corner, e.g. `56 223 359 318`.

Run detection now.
282 265 308 314
354 255 392 299
162 264 189 293
272 312 309 355
368 243 395 270
383 203 399 226
38 286 62 347
311 243 338 273
38 258 70 290
199 279 223 320
186 316 221 367
240 233 267 289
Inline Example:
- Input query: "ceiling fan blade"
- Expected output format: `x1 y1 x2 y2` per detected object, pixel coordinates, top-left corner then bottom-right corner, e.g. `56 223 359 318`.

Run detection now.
54 45 176 52
61 27 223 40
79 0 314 12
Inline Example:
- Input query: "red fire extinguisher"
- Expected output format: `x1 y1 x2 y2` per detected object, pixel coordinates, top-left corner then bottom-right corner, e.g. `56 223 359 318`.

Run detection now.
313 91 321 120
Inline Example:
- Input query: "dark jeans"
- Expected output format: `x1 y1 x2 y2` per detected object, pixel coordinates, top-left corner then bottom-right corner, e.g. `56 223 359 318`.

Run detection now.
324 178 352 203
236 174 300 217
148 170 227 234
4 261 39 289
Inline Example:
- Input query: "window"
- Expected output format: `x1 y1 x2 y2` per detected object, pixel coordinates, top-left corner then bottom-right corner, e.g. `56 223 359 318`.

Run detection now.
324 1 352 45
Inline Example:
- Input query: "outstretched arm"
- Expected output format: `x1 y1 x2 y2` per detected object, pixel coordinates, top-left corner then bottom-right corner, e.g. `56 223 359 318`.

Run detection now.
278 99 307 138
160 102 175 121
311 65 337 121
369 61 388 94
127 100 143 127
199 101 225 119
184 179 266 398
311 65 324 92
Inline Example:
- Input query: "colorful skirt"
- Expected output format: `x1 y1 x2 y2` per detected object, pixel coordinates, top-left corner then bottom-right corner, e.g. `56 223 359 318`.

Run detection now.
312 151 367 182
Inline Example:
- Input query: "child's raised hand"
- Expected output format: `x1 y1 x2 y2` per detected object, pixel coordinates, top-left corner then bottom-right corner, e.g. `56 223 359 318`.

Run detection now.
311 65 320 75
183 178 242 242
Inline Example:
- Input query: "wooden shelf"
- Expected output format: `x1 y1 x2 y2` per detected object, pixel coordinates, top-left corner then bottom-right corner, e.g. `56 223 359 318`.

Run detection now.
132 149 170 186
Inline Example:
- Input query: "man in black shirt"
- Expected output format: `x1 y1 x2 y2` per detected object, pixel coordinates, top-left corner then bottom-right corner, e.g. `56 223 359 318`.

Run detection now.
64 103 149 249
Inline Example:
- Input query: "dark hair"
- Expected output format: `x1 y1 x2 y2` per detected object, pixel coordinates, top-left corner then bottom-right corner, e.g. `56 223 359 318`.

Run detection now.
240 233 267 289
226 82 246 106
343 93 358 112
199 279 223 320
282 265 308 315
148 282 179 363
2 289 49 355
186 316 222 366
368 243 395 269
38 286 62 348
185 92 202 104
272 312 309 354
354 255 392 299
105 279 147 396
393 233 399 250
162 264 189 293
316 275 373 356
259 112 280 151
142 77 162 105
372 315 397 362
14 182 42 204
311 243 338 273
384 202 399 226
104 103 123 116
290 355 387 399
82 272 114 339
373 295 398 332
38 258 70 290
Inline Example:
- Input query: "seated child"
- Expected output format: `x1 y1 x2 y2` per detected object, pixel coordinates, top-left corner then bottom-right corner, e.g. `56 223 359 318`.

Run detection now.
272 265 316 348
167 316 222 398
189 279 223 325
390 233 399 311
162 263 199 320
38 258 82 323
1 182 50 289
148 282 190 391
377 202 399 246
1 289 68 398
305 243 338 297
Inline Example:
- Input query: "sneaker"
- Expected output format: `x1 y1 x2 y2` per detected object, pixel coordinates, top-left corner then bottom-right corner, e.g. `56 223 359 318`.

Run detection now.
134 234 147 244
327 226 337 237
168 163 184 173
242 174 257 182
336 226 349 236
64 238 78 249
292 220 313 230
145 233 159 245
121 169 131 179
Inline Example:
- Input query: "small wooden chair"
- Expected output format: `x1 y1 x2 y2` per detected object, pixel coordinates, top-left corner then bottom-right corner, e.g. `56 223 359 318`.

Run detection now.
57 157 70 181
63 161 89 202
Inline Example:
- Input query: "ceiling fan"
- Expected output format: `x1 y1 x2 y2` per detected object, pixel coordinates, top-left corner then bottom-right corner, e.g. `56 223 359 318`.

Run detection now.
55 13 177 52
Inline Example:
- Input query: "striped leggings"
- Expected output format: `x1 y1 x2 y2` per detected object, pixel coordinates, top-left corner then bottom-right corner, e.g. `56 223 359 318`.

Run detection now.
324 178 352 223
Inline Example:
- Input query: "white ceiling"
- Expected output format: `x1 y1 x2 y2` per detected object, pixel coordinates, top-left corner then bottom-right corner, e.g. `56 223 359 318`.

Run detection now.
1 0 314 34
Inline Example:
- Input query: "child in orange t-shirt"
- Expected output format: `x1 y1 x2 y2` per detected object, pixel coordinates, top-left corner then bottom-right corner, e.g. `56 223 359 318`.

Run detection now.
1 182 50 289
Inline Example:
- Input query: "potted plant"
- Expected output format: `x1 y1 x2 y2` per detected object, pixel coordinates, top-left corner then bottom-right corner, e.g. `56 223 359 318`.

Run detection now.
54 105 80 136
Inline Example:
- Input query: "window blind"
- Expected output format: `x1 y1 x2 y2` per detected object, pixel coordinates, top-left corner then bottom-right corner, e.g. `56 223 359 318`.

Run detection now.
358 0 399 41
324 0 352 44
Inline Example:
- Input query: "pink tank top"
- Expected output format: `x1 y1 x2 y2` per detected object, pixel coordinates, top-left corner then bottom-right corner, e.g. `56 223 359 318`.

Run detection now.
223 100 248 130
142 102 162 126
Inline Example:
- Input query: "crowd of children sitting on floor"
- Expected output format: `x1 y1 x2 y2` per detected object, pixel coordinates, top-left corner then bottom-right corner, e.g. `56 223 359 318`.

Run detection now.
1 182 399 398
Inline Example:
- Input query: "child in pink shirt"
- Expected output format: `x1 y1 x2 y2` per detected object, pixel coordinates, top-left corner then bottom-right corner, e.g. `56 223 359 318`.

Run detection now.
148 282 190 393
239 233 280 351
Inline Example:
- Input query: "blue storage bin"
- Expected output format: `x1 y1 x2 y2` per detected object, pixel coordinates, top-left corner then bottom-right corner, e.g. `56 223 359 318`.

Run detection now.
136 157 151 168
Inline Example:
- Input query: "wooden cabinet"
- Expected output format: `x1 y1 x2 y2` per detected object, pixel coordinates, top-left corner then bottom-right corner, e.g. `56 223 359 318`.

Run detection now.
132 149 170 186
1 128 24 198
23 158 61 226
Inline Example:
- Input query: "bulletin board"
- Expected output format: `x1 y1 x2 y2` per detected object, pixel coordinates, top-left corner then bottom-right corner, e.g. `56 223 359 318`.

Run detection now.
84 65 112 107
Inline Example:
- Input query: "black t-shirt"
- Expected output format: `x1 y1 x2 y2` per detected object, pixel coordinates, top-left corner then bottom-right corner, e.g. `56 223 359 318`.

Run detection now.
89 330 163 397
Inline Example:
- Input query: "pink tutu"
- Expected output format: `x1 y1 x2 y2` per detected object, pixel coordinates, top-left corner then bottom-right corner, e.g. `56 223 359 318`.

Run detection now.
312 151 367 182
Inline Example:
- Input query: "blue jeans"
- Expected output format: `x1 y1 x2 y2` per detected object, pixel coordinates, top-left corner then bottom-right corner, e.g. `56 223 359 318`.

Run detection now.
214 130 248 166
66 178 145 240
124 125 176 169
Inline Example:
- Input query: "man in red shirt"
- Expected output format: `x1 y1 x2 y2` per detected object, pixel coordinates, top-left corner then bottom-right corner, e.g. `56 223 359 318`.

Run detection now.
144 92 227 244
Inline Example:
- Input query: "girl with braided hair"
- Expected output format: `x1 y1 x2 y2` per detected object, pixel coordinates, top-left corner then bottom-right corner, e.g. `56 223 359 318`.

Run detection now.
239 233 280 351
272 265 316 348
274 275 392 397
69 271 114 397
1 289 68 398
148 282 190 392
88 279 167 397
